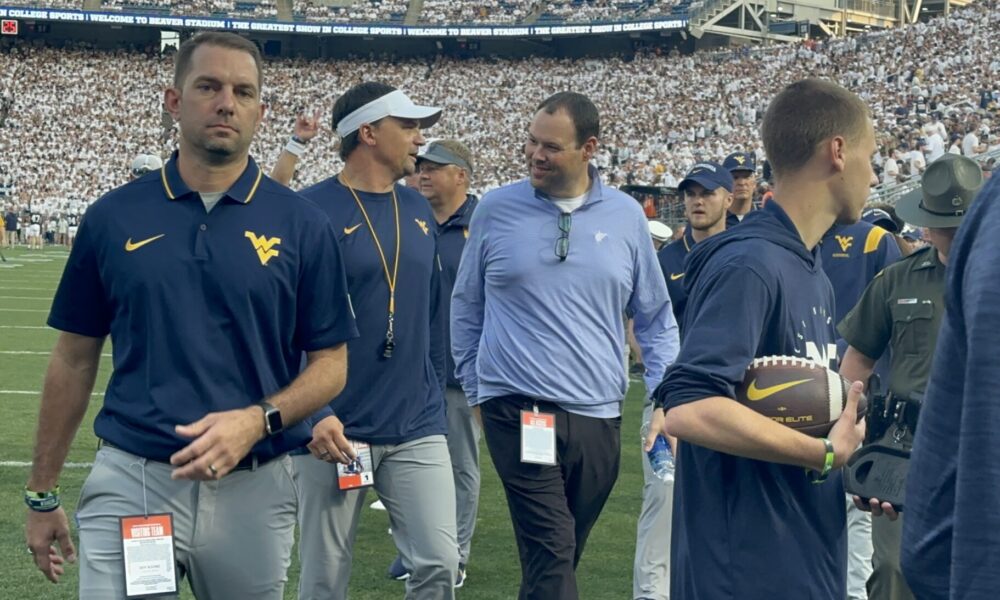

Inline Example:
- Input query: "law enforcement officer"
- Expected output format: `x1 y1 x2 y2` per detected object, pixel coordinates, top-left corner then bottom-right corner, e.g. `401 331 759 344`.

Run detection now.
23 32 358 599
722 151 756 227
838 153 984 600
902 154 1000 600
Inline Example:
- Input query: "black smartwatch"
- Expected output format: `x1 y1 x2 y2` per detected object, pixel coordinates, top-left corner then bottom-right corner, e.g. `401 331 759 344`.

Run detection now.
258 401 283 436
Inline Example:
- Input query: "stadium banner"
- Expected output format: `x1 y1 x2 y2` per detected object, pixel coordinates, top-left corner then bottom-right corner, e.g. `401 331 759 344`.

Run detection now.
0 6 686 37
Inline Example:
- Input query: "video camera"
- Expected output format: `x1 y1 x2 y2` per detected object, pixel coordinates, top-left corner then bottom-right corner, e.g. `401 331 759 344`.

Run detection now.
843 374 922 511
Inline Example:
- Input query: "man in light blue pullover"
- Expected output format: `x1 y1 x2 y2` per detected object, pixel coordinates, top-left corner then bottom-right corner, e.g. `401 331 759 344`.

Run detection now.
450 91 679 600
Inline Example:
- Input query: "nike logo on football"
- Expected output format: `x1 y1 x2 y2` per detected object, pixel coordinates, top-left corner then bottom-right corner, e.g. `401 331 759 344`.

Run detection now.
125 234 165 252
745 378 813 401
343 224 362 235
670 273 684 281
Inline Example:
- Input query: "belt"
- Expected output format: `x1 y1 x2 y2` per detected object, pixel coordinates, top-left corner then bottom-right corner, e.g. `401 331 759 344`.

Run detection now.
99 440 273 472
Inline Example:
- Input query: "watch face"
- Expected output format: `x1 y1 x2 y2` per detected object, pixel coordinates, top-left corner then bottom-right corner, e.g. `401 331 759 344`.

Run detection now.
265 408 283 435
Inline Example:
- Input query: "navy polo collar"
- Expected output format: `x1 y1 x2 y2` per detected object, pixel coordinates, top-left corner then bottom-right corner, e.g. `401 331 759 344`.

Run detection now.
681 225 696 252
160 150 264 205
442 194 478 230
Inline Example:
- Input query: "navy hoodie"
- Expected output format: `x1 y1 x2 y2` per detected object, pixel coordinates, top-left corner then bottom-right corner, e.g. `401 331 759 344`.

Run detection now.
655 201 845 600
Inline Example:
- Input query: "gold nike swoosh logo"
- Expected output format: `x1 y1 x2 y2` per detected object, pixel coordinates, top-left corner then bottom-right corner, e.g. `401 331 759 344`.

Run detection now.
745 378 813 401
343 224 362 235
670 273 685 281
125 234 165 252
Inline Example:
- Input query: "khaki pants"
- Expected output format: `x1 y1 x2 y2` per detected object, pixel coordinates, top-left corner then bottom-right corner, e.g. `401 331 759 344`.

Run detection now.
293 435 458 600
633 400 672 600
76 445 297 599
868 513 915 600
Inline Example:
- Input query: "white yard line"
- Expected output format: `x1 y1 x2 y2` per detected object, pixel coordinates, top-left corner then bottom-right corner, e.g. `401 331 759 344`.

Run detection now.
0 351 111 357
0 390 104 396
0 325 51 329
0 308 49 312
0 461 93 468
0 296 52 301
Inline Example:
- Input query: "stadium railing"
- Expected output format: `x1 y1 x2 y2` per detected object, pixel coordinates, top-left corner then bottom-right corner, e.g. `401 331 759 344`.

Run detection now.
866 148 1000 207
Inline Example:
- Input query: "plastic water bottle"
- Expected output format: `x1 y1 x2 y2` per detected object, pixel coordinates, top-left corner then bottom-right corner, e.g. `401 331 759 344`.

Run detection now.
641 422 675 482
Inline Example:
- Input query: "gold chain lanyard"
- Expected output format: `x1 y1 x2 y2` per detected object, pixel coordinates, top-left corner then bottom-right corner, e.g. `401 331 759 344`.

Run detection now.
342 176 401 358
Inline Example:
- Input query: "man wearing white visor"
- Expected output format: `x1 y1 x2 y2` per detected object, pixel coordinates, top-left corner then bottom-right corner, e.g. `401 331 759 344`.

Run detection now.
270 89 441 188
289 82 460 600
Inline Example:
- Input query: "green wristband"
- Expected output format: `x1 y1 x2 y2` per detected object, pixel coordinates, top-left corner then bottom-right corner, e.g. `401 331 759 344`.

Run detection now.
24 485 61 512
809 438 836 484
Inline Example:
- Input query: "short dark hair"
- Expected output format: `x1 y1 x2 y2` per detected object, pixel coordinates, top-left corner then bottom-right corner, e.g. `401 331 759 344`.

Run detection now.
331 81 397 161
536 92 600 147
761 79 870 179
174 32 263 90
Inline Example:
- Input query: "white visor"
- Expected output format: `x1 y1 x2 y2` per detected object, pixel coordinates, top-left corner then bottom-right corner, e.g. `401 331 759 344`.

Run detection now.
336 90 442 137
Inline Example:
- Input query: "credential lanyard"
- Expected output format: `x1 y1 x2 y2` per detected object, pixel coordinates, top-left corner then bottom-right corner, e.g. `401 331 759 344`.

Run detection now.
343 176 400 358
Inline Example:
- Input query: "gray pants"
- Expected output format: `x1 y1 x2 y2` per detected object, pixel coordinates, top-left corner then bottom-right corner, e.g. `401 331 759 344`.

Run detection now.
868 512 914 600
846 494 874 600
633 401 672 600
293 434 459 600
446 386 481 566
76 445 297 599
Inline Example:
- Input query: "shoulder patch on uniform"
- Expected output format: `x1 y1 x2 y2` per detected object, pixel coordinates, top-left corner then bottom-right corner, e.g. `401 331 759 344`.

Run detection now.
863 226 889 254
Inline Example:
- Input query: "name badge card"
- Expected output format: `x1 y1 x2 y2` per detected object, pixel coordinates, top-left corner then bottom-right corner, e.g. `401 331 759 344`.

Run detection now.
521 408 557 465
119 513 179 598
337 440 375 490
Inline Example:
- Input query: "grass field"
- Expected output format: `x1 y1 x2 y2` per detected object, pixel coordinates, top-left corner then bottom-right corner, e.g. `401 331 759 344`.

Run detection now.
0 245 651 599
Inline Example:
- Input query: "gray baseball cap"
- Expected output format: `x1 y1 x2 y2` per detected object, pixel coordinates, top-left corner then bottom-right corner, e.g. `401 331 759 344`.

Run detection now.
417 141 474 175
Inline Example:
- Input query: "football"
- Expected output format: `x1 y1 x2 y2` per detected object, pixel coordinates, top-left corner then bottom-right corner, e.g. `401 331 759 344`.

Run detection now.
735 356 863 437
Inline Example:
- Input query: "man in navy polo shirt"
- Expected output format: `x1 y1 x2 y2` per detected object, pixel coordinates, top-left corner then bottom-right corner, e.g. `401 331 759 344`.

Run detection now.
417 139 479 588
452 92 679 599
23 32 357 599
648 78 870 599
723 151 756 227
656 161 733 329
291 82 459 600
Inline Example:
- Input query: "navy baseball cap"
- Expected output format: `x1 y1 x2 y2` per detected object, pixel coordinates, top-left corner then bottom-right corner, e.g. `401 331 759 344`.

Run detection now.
678 161 734 193
861 208 900 234
723 152 757 174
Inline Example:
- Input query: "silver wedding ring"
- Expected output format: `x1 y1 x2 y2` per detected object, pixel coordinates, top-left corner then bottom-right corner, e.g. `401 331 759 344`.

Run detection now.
208 464 218 476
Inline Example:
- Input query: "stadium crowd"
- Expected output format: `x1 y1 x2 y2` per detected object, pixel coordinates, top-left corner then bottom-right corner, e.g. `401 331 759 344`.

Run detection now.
0 1 998 236
297 0 409 23
1 0 682 23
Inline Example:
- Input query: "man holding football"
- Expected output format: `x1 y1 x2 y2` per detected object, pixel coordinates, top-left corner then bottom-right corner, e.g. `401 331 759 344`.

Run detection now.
647 78 869 599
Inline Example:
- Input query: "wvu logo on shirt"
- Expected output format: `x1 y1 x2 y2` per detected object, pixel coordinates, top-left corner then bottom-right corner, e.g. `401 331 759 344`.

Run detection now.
245 231 281 266
835 235 854 254
414 218 429 236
